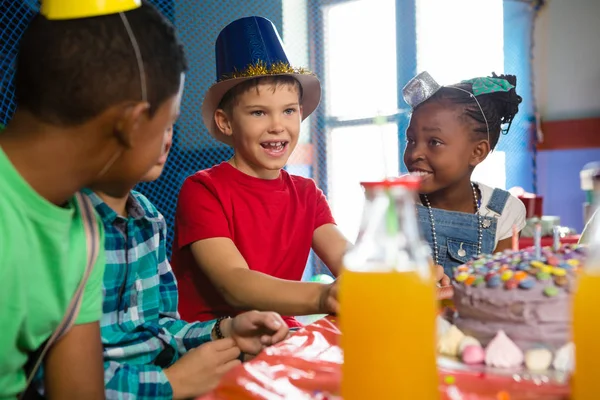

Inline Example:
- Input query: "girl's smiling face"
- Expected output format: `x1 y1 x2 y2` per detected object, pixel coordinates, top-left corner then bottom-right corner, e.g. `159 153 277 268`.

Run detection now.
403 99 486 195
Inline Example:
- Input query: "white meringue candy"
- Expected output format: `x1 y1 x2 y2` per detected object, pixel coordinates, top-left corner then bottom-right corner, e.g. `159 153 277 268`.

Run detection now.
484 330 524 368
436 315 452 341
553 342 575 372
437 325 465 357
525 348 553 371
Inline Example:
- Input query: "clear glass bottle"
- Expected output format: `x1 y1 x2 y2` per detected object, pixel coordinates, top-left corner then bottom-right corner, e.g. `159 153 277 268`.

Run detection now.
340 176 439 400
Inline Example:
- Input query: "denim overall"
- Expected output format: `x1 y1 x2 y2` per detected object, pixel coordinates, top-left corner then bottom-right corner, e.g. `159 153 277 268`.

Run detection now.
417 187 510 277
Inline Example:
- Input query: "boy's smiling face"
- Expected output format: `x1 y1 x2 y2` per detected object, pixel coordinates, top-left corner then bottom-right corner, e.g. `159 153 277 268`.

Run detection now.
216 81 302 180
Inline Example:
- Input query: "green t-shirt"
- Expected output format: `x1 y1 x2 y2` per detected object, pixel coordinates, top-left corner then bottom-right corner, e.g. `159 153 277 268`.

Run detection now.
0 147 106 398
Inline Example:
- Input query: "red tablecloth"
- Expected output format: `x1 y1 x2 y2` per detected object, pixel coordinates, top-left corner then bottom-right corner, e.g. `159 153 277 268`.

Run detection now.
201 318 570 400
519 235 580 249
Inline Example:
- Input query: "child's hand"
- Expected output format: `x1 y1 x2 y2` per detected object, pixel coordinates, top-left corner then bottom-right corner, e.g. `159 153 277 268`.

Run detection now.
435 265 454 300
165 338 241 398
318 280 339 315
435 265 451 287
437 285 454 300
227 311 289 355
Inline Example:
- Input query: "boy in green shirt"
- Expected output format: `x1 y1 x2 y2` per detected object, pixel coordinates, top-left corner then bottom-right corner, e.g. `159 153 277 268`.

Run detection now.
0 1 186 397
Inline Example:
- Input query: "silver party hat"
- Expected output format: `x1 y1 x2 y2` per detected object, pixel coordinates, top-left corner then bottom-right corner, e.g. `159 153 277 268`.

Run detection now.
402 71 441 109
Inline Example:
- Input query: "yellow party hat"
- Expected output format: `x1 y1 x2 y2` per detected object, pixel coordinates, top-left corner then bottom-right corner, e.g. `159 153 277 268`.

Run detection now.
41 0 141 20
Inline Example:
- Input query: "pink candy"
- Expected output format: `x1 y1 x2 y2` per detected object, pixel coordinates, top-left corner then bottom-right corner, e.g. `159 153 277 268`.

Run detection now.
461 345 485 365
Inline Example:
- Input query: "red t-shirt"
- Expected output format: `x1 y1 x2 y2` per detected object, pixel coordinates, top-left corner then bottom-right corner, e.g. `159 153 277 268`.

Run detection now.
171 162 335 328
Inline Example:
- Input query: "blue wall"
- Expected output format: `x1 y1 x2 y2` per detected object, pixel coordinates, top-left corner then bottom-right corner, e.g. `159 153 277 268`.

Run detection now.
538 148 600 232
532 0 600 233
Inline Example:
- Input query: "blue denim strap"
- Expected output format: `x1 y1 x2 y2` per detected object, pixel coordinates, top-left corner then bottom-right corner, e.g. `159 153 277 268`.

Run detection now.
485 188 510 215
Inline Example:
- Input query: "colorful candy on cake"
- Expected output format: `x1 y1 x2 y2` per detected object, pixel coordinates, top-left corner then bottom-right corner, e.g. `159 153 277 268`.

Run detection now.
437 244 586 371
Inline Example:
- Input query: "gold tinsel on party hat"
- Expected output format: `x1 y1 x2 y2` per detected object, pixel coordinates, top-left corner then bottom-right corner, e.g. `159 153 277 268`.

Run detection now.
219 61 314 82
41 0 141 20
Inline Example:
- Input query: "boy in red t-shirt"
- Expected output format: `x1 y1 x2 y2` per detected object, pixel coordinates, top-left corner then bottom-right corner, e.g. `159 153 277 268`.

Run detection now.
171 16 347 328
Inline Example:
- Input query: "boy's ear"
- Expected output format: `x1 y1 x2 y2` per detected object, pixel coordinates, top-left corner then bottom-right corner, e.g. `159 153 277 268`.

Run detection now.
214 109 233 137
469 139 490 168
113 102 151 148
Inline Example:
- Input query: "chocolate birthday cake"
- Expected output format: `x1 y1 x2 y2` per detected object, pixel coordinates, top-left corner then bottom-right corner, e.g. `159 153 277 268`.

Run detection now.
437 245 586 370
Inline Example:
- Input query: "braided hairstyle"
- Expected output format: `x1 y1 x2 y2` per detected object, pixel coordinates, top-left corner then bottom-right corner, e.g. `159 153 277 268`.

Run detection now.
427 73 522 150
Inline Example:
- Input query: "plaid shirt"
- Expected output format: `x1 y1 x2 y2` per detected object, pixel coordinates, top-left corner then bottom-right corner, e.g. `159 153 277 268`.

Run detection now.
84 190 216 399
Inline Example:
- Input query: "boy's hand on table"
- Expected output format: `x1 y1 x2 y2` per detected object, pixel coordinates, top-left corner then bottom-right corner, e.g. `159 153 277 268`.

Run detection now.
165 338 241 399
318 279 339 315
221 311 289 355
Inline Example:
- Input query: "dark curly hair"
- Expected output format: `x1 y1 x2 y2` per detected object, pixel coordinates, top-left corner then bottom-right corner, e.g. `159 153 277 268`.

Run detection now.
426 73 522 150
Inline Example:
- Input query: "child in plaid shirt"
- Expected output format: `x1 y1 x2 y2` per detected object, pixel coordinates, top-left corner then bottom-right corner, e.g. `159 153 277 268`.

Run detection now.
85 126 288 399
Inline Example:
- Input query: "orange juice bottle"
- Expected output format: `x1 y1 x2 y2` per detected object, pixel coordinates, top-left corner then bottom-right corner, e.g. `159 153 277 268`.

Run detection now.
573 169 600 399
340 176 439 400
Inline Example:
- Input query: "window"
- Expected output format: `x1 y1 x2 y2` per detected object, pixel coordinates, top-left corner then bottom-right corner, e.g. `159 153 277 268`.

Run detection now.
416 0 507 190
323 0 399 241
416 0 504 86
316 0 508 242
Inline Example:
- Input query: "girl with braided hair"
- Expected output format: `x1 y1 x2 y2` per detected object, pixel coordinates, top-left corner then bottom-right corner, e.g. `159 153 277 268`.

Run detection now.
402 72 527 276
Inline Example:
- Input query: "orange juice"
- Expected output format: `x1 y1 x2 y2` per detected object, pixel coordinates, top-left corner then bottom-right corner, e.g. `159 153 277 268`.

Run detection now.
340 269 439 400
572 272 600 399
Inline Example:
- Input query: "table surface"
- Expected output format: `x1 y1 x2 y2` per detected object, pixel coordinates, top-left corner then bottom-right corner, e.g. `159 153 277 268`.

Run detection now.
201 317 570 400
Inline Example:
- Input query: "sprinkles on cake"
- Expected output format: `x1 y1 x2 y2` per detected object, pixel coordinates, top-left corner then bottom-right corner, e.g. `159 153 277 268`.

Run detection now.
452 245 587 294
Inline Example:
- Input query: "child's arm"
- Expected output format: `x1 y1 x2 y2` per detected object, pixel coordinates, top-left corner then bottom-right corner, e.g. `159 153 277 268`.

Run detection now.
44 322 105 399
311 223 349 277
43 218 108 397
43 219 108 398
494 194 527 253
494 237 514 253
104 339 240 399
190 238 338 316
